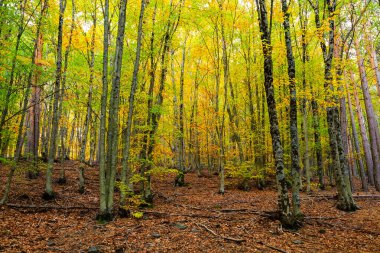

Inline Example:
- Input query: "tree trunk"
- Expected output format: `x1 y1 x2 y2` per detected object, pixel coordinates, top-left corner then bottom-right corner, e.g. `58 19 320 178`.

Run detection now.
189 61 201 176
345 74 368 191
142 0 183 202
351 71 374 186
0 0 27 147
256 0 293 227
219 1 228 194
354 39 380 191
98 0 110 220
44 0 67 199
365 33 380 97
138 2 158 205
119 0 147 209
310 0 357 210
79 0 95 193
281 0 302 219
298 0 310 192
98 0 128 220
0 74 32 204
26 27 43 179
174 38 187 187
58 0 75 182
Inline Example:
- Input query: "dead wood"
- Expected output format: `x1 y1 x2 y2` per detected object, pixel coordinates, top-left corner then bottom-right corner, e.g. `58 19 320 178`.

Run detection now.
255 241 289 253
143 210 218 219
307 194 380 200
6 203 98 211
305 219 380 236
196 223 246 243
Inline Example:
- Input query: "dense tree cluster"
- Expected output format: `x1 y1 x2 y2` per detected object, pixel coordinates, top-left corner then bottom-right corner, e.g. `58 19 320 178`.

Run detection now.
1 0 380 227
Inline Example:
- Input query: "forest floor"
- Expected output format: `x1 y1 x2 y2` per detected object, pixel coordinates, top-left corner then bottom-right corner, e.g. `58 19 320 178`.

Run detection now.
0 160 380 253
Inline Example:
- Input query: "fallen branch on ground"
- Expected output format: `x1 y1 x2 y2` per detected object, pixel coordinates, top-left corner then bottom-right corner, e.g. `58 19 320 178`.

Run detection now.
305 219 380 236
307 195 380 200
196 223 246 243
255 240 289 253
6 203 98 210
143 210 218 219
218 208 249 213
304 216 340 220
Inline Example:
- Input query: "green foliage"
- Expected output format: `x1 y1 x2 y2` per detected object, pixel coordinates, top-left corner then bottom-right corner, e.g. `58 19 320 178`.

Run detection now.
131 211 144 219
226 161 266 190
147 166 178 178
115 181 133 193
0 157 14 166
150 104 163 115
130 173 147 184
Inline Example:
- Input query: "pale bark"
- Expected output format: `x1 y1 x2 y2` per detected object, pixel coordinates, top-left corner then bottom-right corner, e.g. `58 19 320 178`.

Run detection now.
354 39 380 191
299 4 312 191
45 0 67 198
345 75 368 191
99 0 128 219
218 0 228 194
174 39 186 186
142 0 183 202
98 0 110 218
119 0 147 208
365 33 380 97
138 2 157 204
79 1 95 193
310 0 357 210
58 0 75 182
189 61 201 176
351 71 374 186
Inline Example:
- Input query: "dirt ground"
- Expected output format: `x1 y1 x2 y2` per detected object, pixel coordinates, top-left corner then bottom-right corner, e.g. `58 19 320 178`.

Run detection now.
0 160 379 252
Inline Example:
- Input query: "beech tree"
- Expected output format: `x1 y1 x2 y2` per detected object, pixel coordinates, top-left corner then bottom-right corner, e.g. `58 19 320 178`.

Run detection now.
2 0 380 227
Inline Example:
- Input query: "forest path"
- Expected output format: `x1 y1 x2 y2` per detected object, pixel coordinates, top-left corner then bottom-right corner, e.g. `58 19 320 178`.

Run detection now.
0 160 379 252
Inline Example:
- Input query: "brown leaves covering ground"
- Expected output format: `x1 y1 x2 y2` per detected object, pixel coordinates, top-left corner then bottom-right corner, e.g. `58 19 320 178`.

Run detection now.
0 160 380 252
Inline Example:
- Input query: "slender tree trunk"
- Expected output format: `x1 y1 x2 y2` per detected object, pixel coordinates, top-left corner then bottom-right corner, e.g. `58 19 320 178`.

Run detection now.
174 38 187 186
44 0 67 199
89 121 97 166
58 0 75 182
365 33 380 97
41 101 50 161
0 0 26 145
281 0 302 219
138 2 157 205
256 0 293 227
171 50 180 170
79 1 95 193
26 28 43 179
345 74 368 191
310 0 357 210
119 0 147 209
218 0 229 194
354 39 380 191
189 61 201 176
307 3 324 190
98 0 110 219
0 75 32 204
301 71 310 192
351 71 374 186
142 0 183 202
98 0 128 220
